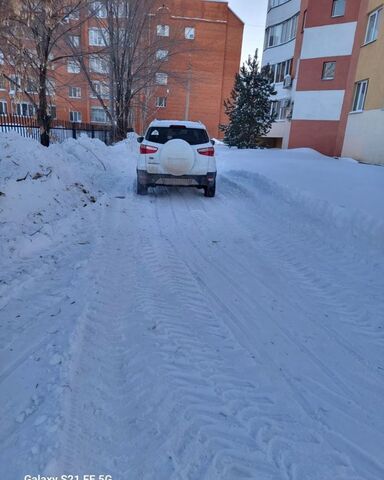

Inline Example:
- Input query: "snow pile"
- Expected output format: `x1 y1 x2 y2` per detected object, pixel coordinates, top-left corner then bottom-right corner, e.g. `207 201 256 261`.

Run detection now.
0 132 133 261
218 146 384 246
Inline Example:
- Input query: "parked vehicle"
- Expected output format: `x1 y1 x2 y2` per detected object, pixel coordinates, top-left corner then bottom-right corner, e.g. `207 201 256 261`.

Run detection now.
136 120 217 197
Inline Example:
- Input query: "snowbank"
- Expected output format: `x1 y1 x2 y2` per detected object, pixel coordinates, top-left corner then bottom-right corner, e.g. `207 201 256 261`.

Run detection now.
0 132 135 261
217 146 384 245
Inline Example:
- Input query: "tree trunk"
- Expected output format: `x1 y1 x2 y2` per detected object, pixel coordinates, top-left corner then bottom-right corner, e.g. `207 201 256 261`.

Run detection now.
37 69 50 147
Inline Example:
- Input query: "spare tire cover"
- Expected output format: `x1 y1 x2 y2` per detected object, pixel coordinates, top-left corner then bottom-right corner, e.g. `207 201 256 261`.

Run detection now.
160 139 195 176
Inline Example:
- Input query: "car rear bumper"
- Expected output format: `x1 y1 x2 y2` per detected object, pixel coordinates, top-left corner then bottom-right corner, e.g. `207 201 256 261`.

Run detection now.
137 170 216 187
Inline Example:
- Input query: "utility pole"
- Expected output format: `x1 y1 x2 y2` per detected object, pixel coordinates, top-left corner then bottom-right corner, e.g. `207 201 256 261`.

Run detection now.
184 56 192 121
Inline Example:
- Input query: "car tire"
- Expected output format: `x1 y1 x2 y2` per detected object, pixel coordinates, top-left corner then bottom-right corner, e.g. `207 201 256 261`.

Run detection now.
137 177 148 195
204 182 216 198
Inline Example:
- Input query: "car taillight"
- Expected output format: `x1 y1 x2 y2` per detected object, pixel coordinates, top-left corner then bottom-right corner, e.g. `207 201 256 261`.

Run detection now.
140 144 158 154
197 147 215 157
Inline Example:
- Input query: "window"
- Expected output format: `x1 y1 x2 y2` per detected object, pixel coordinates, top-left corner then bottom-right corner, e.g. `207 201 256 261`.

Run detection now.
157 25 169 37
269 0 290 8
89 28 108 46
9 75 21 94
46 79 55 96
156 49 169 61
90 1 107 18
145 126 210 145
365 8 382 44
0 100 7 115
156 96 167 108
70 111 82 123
48 105 57 119
69 35 80 47
0 50 4 64
322 61 336 80
265 14 298 48
185 27 195 40
269 58 293 83
352 80 368 112
67 59 81 73
332 0 346 18
271 99 290 121
64 7 80 21
90 80 109 98
117 3 129 17
155 73 168 85
0 76 6 90
69 86 81 98
26 78 37 93
89 55 109 73
91 107 108 123
16 102 35 117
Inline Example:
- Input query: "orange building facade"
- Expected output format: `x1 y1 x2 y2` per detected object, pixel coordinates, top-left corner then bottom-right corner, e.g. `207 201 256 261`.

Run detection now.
140 0 244 138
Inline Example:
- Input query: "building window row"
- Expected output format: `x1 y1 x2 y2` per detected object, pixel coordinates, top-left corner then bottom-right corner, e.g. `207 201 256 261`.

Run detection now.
67 56 109 74
70 108 109 123
1 75 54 95
157 24 196 40
67 23 199 50
265 14 298 49
0 101 56 118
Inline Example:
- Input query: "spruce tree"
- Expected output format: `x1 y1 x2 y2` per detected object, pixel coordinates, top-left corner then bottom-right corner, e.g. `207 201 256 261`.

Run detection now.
221 51 276 149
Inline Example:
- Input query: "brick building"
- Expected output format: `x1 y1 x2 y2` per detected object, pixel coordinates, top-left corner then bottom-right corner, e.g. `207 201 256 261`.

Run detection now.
262 0 383 164
139 0 244 138
0 0 244 140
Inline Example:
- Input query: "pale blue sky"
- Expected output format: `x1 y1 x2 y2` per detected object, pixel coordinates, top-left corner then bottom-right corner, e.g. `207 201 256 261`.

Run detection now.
228 0 269 64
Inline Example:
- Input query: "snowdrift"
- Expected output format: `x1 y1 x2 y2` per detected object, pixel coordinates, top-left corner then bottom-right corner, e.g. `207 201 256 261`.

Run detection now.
218 146 384 248
0 132 136 261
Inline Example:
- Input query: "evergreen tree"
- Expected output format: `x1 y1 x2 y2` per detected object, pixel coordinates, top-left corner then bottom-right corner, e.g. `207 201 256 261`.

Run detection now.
221 51 276 149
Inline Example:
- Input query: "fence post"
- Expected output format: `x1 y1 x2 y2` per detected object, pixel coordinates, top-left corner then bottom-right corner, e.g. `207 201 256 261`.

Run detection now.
72 123 76 140
91 125 95 139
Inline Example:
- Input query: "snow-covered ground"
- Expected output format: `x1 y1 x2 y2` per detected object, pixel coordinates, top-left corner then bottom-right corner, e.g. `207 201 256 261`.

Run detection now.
1 132 383 480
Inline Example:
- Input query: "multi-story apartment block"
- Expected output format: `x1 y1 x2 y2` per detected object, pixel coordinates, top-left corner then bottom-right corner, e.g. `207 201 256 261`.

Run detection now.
342 0 383 164
262 0 383 165
0 0 244 139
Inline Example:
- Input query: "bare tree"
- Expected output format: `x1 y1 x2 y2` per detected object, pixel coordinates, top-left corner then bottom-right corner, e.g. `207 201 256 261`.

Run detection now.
81 0 194 141
0 0 89 146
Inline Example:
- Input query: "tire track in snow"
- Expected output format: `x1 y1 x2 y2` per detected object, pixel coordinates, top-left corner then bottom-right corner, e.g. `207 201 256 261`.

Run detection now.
150 189 371 480
152 185 384 480
219 173 384 345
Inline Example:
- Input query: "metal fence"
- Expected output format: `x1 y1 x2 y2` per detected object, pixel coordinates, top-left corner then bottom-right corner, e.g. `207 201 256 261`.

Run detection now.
0 114 113 145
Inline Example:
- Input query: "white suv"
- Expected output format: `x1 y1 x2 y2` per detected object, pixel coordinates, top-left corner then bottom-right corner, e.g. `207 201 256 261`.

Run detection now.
136 120 217 197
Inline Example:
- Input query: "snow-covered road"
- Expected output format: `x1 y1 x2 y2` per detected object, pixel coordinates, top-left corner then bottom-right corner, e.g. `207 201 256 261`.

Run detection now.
1 135 384 479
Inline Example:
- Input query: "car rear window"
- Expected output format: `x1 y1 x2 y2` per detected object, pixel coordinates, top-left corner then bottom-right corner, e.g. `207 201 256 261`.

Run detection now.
145 126 209 145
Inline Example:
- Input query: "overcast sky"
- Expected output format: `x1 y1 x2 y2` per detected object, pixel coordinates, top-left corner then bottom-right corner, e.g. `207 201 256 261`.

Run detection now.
228 0 269 64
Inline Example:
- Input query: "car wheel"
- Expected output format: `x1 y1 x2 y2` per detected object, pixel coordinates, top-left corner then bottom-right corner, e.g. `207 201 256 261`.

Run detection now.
204 182 216 198
137 177 148 195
